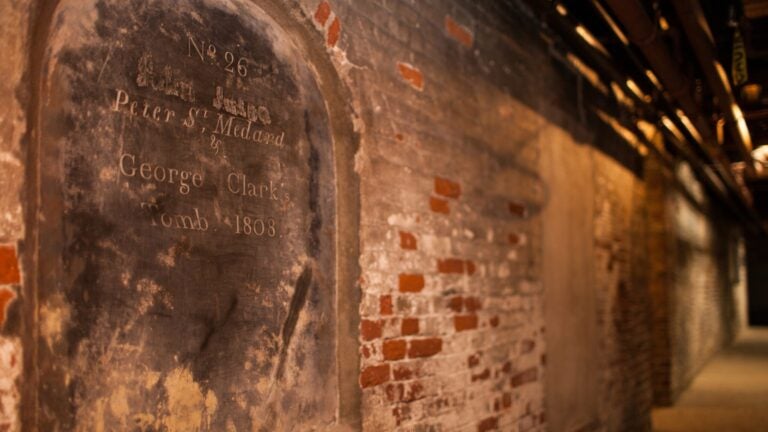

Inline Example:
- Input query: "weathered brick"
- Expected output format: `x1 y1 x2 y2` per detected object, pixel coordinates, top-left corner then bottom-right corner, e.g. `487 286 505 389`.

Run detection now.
511 367 539 387
429 197 450 214
445 16 473 48
520 339 536 354
477 416 498 432
468 353 481 368
396 62 424 91
399 231 417 250
314 1 331 26
380 295 393 315
383 339 407 360
471 368 490 382
502 392 513 409
466 260 476 275
327 17 341 47
408 337 442 358
489 316 500 328
437 258 464 274
508 201 528 217
0 287 15 327
434 177 461 198
360 364 390 388
454 314 478 331
464 296 481 312
0 246 20 285
508 233 522 245
399 274 425 293
401 317 419 335
393 365 415 381
448 296 463 312
360 319 382 341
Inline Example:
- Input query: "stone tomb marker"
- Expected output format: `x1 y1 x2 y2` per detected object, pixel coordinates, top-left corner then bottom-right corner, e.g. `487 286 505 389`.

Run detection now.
34 0 337 429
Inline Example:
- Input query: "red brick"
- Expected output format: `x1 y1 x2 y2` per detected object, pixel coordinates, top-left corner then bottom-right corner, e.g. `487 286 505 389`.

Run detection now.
360 319 382 341
509 201 527 217
393 365 414 381
430 197 450 214
360 364 390 388
314 1 331 26
454 314 478 331
327 17 341 47
0 287 15 327
380 295 393 315
0 246 20 285
397 62 424 91
471 368 490 382
521 339 536 354
477 416 498 432
445 16 474 48
383 339 407 360
404 381 424 402
401 317 419 335
468 353 481 368
466 260 476 275
508 233 522 245
395 133 404 141
399 231 417 250
489 315 500 327
464 296 482 312
437 258 464 274
502 361 512 373
408 337 442 358
448 296 463 312
511 367 539 387
361 345 371 359
434 177 461 198
399 274 425 293
502 392 513 409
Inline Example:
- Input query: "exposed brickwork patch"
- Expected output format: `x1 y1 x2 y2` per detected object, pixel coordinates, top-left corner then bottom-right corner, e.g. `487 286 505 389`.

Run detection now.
397 62 424 91
0 246 20 285
0 288 15 327
380 295 393 315
454 314 478 331
508 201 528 218
430 197 450 214
399 231 417 250
477 416 498 432
445 16 474 48
361 364 390 388
511 367 539 387
361 319 382 341
314 0 331 26
399 274 425 293
383 339 407 360
327 17 341 47
434 177 461 198
408 338 442 358
437 258 464 274
401 317 419 335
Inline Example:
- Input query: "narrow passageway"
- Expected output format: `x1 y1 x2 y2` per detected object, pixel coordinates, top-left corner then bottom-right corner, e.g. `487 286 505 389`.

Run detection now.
652 328 768 432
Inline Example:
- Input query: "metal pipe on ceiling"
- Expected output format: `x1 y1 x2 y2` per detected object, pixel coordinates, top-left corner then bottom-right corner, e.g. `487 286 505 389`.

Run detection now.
671 0 756 177
602 0 753 206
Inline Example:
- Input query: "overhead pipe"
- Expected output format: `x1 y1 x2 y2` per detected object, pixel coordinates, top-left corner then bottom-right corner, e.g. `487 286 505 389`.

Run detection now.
602 0 753 206
670 0 756 177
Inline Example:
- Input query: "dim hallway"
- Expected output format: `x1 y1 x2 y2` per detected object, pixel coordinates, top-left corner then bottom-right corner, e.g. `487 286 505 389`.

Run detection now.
652 328 768 432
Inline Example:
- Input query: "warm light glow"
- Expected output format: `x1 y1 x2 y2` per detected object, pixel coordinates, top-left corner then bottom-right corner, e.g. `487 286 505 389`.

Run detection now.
611 81 634 109
645 69 662 89
596 109 648 156
714 61 733 93
592 0 629 45
566 53 608 95
575 25 610 57
733 103 754 152
556 3 568 16
659 16 670 31
676 109 703 144
661 115 686 143
626 79 647 101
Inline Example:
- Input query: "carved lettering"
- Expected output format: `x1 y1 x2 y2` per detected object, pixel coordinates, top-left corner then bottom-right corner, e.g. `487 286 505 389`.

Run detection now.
120 153 204 195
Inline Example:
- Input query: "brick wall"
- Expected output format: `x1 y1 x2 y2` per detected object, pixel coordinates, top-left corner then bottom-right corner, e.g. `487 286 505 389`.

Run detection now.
0 1 31 430
647 159 746 405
